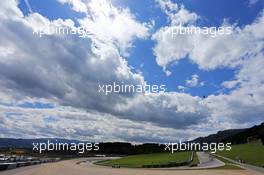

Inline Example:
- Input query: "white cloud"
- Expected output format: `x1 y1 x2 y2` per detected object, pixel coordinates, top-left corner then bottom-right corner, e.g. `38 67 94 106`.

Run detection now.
204 52 264 126
222 80 240 89
0 0 211 142
177 85 187 92
248 0 259 6
153 0 264 71
157 0 178 13
113 92 209 128
170 5 199 25
0 94 207 142
157 0 199 25
77 0 152 54
0 0 23 19
0 0 263 142
58 0 88 13
185 74 204 87
165 70 172 76
153 0 264 129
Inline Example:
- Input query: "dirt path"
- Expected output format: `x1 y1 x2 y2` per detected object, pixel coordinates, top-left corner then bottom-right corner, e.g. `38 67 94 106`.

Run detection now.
0 158 262 175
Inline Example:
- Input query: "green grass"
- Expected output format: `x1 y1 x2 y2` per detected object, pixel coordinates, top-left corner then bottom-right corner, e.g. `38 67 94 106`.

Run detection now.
190 151 199 166
216 142 264 167
97 152 193 168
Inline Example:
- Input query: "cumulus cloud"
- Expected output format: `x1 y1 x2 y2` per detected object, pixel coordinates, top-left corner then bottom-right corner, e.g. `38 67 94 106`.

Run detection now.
0 95 207 142
0 0 144 118
153 0 264 70
153 0 264 129
78 0 152 54
112 92 209 128
156 0 199 25
58 0 88 13
185 74 204 87
212 52 264 124
0 0 263 142
177 85 187 92
0 0 23 19
0 0 212 142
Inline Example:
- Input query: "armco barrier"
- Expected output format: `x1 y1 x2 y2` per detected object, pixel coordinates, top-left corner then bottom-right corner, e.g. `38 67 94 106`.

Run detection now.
0 163 17 171
25 162 31 166
7 163 17 170
0 158 60 171
16 162 26 167
0 163 9 171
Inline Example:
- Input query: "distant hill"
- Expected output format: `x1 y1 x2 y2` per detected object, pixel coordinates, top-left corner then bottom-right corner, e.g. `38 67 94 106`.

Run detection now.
0 138 165 155
192 122 264 145
191 129 245 143
0 122 263 154
0 138 82 148
222 122 264 144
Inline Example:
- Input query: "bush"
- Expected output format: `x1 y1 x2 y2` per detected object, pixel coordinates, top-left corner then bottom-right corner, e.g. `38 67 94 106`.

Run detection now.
142 161 189 168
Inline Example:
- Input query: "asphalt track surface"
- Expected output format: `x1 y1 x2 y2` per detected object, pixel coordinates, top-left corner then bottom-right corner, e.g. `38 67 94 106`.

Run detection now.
0 157 263 175
196 152 225 168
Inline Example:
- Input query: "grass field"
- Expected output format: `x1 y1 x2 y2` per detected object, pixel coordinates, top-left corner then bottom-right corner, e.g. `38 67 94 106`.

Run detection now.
97 151 195 168
216 142 264 167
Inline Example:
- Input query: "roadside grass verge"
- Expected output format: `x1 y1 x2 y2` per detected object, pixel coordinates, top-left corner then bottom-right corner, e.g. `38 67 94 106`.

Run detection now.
96 151 194 168
190 151 199 166
212 154 243 170
216 142 264 167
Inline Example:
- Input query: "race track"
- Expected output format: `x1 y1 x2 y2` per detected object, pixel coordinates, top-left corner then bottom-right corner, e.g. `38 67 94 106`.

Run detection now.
0 158 262 175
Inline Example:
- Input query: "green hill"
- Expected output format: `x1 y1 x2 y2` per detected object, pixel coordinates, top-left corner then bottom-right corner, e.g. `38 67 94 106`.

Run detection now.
192 122 264 145
217 142 264 167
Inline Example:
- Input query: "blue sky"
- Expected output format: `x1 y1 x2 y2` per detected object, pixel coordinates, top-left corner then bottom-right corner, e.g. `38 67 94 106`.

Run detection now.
0 0 263 142
19 0 264 97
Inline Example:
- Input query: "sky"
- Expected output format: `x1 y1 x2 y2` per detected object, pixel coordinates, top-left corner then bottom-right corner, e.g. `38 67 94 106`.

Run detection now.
0 0 263 143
